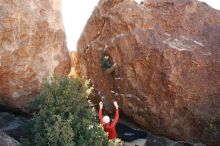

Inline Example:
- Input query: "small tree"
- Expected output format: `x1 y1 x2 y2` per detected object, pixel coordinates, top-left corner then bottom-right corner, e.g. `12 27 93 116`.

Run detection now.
21 77 120 146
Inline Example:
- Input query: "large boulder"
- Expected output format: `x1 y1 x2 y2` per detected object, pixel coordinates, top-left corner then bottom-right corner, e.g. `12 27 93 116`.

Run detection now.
0 0 71 112
77 0 220 145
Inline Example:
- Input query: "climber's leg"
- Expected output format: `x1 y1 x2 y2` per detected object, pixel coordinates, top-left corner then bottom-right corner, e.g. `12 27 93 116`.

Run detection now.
104 66 115 75
104 66 117 91
112 64 121 94
113 64 120 78
104 64 120 78
104 64 121 97
108 75 114 91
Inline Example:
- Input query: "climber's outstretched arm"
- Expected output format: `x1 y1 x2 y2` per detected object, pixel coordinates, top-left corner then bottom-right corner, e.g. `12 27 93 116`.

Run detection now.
99 102 104 125
111 101 119 127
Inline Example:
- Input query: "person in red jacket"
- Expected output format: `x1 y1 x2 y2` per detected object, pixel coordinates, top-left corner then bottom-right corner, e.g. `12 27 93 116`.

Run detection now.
99 101 119 140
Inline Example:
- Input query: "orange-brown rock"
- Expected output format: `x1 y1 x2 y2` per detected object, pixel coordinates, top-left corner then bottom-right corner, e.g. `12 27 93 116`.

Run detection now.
0 0 71 112
69 51 81 77
77 0 220 145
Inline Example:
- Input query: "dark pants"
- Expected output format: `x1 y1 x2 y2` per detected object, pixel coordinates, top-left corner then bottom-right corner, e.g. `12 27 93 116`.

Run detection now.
104 64 119 76
104 64 119 89
116 122 147 142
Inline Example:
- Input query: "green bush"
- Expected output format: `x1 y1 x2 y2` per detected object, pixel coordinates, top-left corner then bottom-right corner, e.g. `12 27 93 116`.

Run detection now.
21 77 121 146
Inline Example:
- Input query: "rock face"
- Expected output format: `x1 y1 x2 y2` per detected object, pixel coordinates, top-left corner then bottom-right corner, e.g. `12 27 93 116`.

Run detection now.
69 51 80 77
0 112 28 140
77 0 220 145
0 130 20 146
0 0 71 111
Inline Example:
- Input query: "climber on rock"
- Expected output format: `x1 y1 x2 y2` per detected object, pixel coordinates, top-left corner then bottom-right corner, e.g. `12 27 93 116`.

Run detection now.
101 52 120 78
99 101 119 140
100 45 121 95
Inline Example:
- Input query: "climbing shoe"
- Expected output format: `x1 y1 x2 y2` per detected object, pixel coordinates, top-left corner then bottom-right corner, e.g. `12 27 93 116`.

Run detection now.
114 77 121 80
111 90 120 96
110 90 115 94
114 92 120 96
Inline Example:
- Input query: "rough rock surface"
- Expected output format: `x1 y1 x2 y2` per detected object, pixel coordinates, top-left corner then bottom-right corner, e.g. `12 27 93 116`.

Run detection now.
0 0 71 111
0 130 20 146
69 51 80 77
77 0 220 145
0 112 28 140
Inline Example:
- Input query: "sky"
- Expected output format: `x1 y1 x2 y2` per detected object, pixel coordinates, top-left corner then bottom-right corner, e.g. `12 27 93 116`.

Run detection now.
62 0 220 51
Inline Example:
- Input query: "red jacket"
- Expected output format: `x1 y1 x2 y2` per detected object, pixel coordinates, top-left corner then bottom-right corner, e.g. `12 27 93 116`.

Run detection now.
99 108 119 140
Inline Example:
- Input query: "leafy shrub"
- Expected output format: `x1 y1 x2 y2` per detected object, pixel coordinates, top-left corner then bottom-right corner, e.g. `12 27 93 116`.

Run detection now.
21 77 120 146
